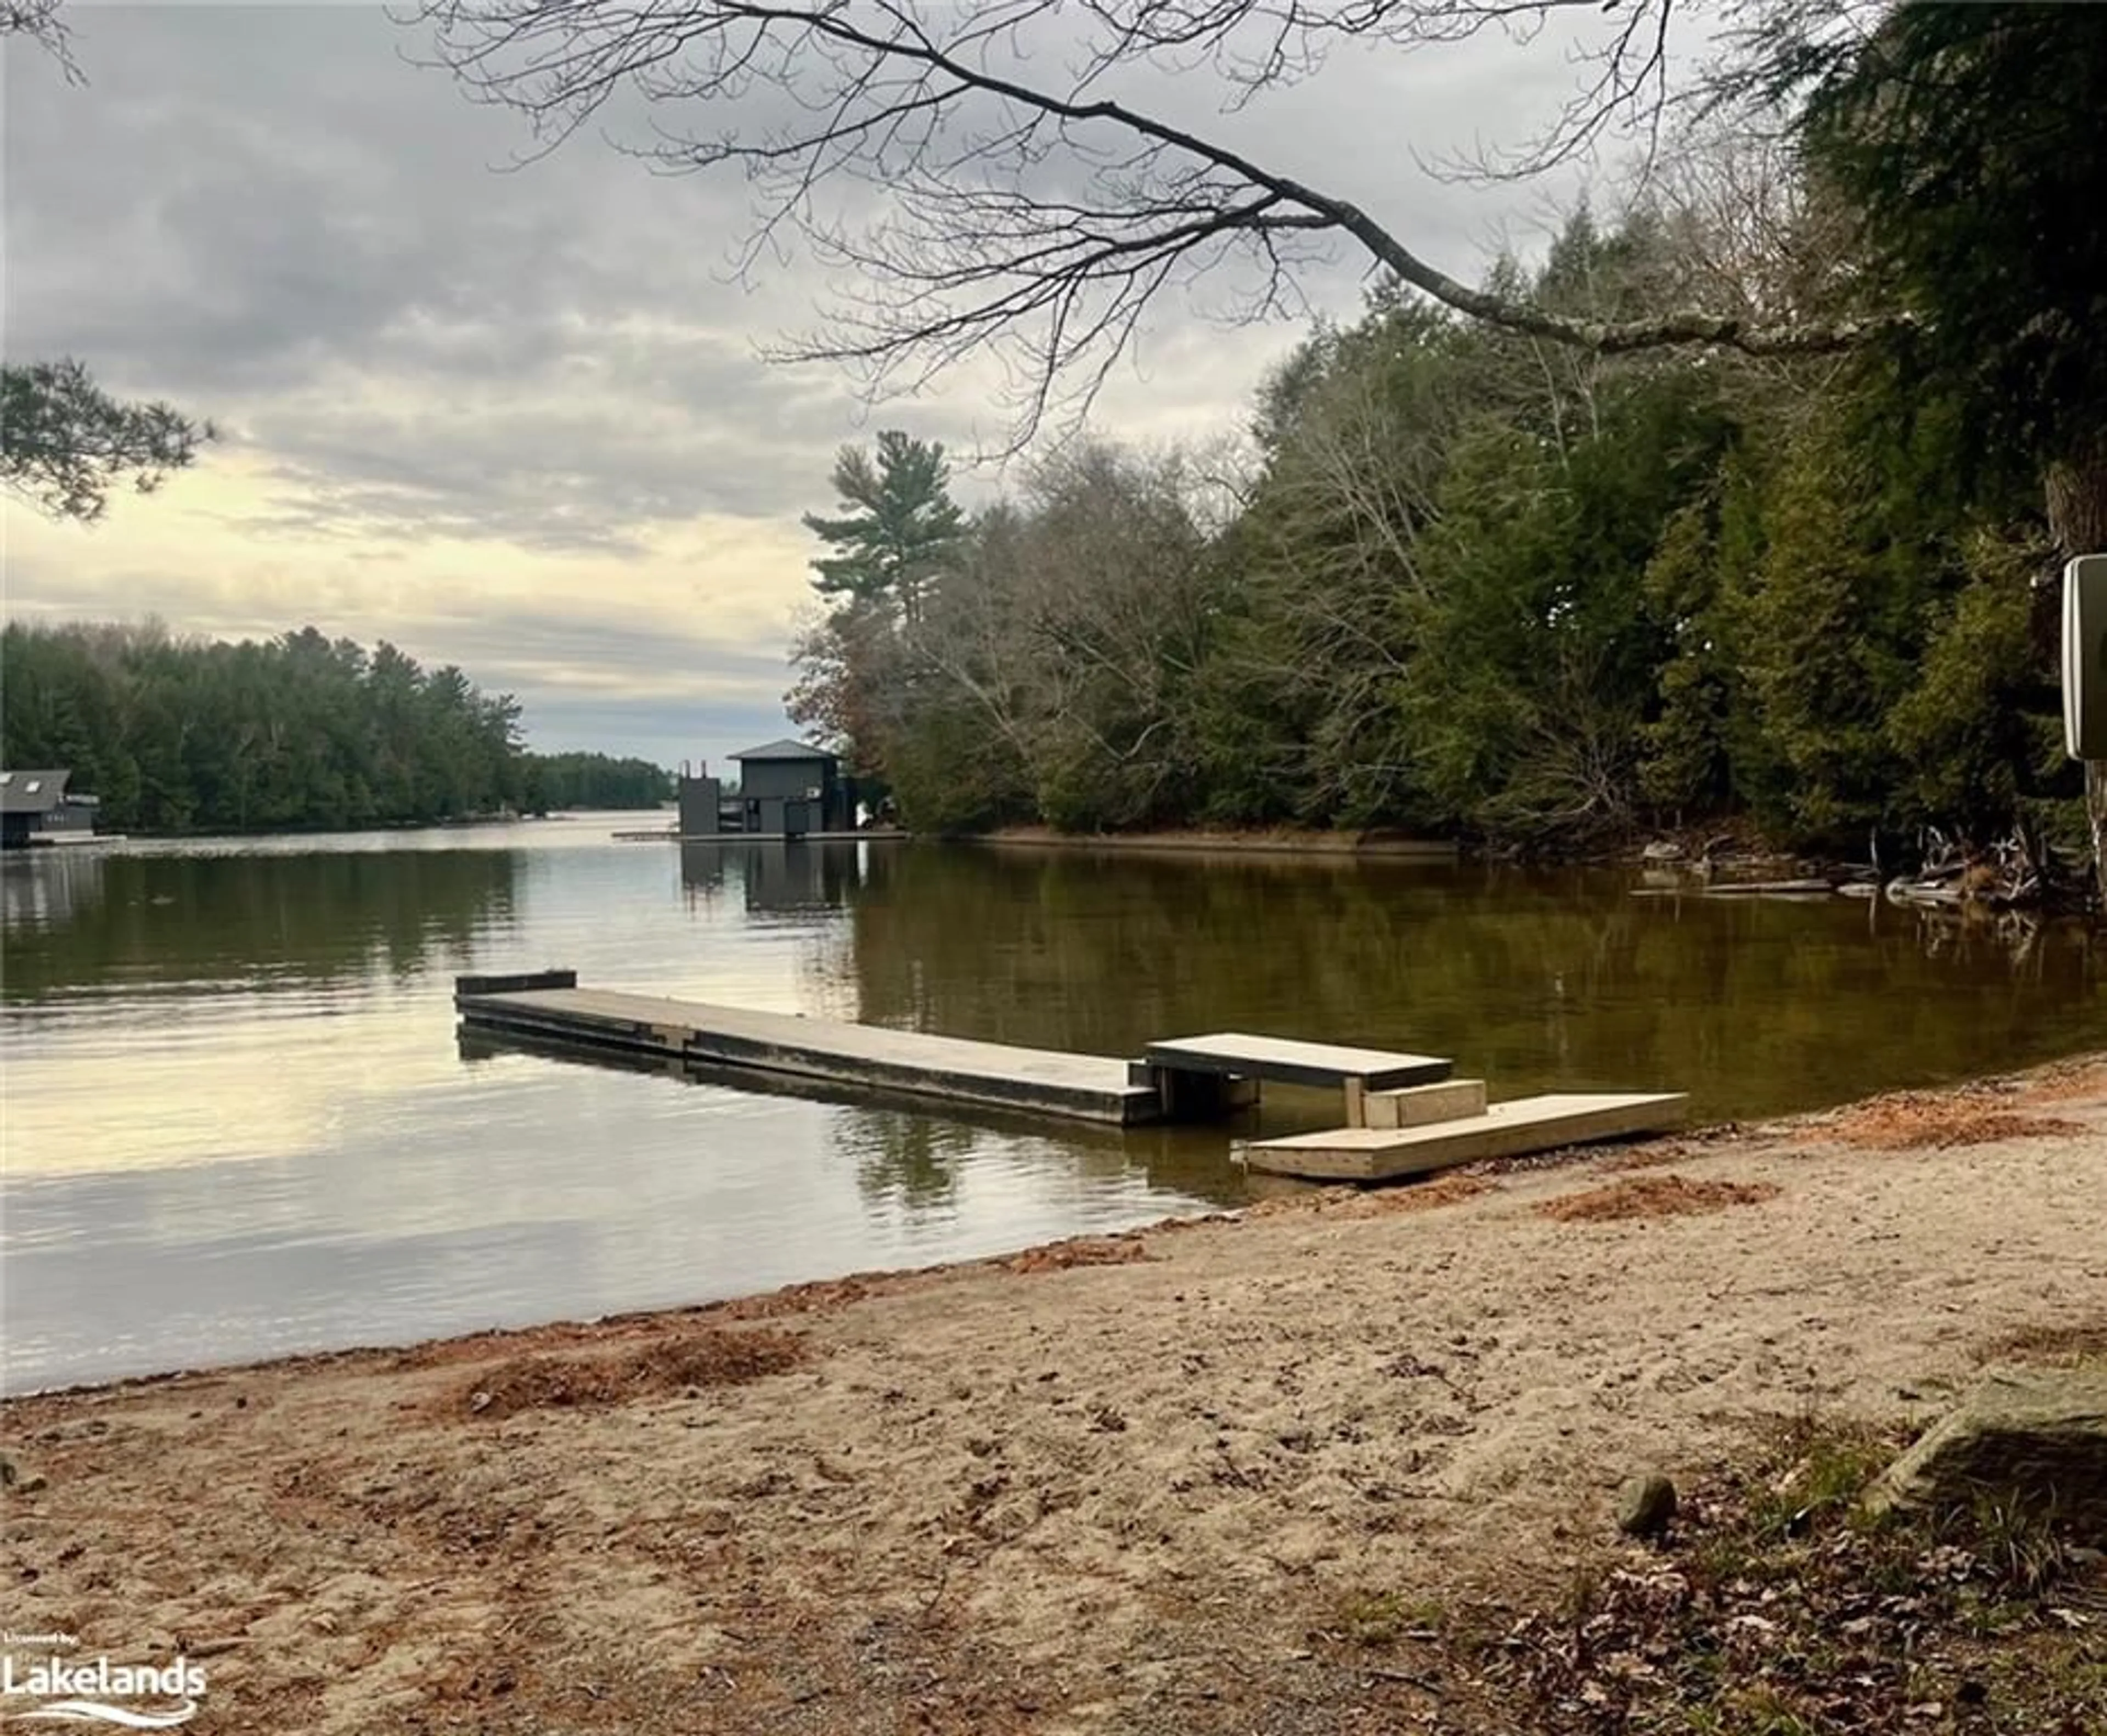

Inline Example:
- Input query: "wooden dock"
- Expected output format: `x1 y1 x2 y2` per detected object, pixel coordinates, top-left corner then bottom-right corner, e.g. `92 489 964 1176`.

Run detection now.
454 974 1470 1130
455 973 1682 1170
455 972 1162 1124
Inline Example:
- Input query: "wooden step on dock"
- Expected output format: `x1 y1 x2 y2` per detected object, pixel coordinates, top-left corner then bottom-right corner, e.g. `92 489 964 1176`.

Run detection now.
1235 1091 1688 1181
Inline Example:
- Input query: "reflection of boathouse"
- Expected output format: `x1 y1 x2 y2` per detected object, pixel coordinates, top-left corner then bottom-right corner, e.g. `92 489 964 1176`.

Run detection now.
679 839 874 912
675 740 857 839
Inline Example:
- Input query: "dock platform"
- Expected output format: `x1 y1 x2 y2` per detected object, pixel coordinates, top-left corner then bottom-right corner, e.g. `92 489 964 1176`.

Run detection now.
1143 1033 1451 1093
1236 1091 1688 1181
455 972 1161 1124
1142 1032 1451 1124
455 973 1681 1170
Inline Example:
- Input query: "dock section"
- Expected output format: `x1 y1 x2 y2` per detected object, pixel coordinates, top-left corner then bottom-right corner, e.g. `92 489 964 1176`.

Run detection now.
455 972 1160 1125
1236 1091 1688 1182
457 973 1682 1171
1141 1031 1452 1124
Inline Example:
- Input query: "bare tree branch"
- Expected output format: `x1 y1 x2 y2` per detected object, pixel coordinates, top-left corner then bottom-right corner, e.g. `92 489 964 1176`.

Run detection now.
403 0 1892 441
2 0 82 82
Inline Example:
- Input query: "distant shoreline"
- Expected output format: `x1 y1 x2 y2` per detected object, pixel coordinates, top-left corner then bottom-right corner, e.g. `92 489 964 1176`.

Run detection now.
39 809 671 847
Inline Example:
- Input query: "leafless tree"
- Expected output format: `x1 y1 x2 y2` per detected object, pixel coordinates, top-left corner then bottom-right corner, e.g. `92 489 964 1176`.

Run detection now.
885 441 1220 820
2 0 80 81
403 0 1890 444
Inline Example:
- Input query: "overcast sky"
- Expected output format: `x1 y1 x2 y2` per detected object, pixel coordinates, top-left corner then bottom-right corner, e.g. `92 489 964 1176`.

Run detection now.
2 2 1644 770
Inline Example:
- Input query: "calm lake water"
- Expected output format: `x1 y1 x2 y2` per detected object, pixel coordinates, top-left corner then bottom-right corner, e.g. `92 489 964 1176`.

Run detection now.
3 816 2102 1391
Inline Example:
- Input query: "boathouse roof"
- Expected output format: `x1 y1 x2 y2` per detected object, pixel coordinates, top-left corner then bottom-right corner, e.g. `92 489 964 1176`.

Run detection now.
730 739 836 763
0 769 73 814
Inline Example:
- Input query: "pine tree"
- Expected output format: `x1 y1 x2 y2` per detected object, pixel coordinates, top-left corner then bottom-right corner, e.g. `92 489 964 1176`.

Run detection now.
801 431 965 624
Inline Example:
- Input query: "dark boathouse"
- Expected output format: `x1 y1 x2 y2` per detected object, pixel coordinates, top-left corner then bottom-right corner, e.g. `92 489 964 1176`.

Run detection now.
0 769 100 849
729 739 853 837
673 740 857 838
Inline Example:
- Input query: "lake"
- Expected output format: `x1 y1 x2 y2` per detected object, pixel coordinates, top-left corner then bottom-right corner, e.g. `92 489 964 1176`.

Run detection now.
3 817 2101 1392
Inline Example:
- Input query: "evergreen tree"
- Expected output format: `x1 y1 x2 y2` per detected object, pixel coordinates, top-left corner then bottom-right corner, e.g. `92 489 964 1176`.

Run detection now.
0 620 671 835
1788 6 2107 550
802 431 965 624
1 359 211 523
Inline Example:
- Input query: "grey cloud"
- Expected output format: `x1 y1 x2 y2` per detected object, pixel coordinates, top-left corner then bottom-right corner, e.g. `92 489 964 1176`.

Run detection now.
2 1 1635 759
224 329 860 552
393 611 804 762
6 6 883 548
410 610 797 694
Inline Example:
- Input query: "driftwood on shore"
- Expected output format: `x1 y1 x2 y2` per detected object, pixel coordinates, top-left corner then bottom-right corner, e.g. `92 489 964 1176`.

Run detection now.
1880 824 2087 914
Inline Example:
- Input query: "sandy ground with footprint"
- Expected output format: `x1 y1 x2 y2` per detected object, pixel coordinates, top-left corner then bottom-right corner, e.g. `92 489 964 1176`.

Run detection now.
3 1056 2104 1733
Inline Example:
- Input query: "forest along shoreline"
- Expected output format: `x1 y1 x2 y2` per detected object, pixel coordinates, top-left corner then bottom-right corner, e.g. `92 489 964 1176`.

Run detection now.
3 1055 2103 1733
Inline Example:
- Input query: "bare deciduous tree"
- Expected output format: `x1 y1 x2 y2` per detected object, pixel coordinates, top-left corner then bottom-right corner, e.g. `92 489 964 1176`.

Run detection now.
2 0 78 78
404 0 1888 443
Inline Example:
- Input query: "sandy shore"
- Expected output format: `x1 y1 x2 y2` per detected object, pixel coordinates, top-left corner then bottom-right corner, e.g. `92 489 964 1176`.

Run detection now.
4 1058 2105 1733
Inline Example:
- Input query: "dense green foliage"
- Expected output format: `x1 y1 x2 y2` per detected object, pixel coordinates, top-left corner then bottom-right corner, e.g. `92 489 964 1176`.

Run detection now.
521 752 672 813
0 621 670 832
788 0 2107 864
790 211 2083 851
1768 7 2107 542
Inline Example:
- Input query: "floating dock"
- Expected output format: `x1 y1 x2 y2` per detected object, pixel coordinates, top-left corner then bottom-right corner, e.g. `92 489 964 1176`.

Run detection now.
455 973 1463 1130
456 972 1161 1124
455 972 1682 1170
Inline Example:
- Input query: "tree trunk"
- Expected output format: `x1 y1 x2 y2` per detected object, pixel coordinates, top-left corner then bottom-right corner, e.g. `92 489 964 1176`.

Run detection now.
2046 444 2107 553
2044 443 2107 909
2091 762 2107 906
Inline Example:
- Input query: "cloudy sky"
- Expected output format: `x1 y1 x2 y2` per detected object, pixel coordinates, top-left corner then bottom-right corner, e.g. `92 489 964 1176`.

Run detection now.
2 2 1637 770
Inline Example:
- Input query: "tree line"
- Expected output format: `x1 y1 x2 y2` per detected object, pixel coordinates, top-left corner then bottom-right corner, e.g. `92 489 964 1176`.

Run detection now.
785 10 2102 864
792 252 2075 857
10 5 2099 871
391 1 2106 886
0 621 672 833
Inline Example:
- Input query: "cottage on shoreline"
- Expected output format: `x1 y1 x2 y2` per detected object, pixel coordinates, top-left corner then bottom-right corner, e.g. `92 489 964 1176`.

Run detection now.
0 770 102 848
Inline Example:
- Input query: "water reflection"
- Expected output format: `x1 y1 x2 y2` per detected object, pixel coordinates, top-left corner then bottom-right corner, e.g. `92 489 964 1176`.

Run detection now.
852 846 2104 1120
1 849 108 929
1 847 520 999
678 838 887 916
2 825 2099 1392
